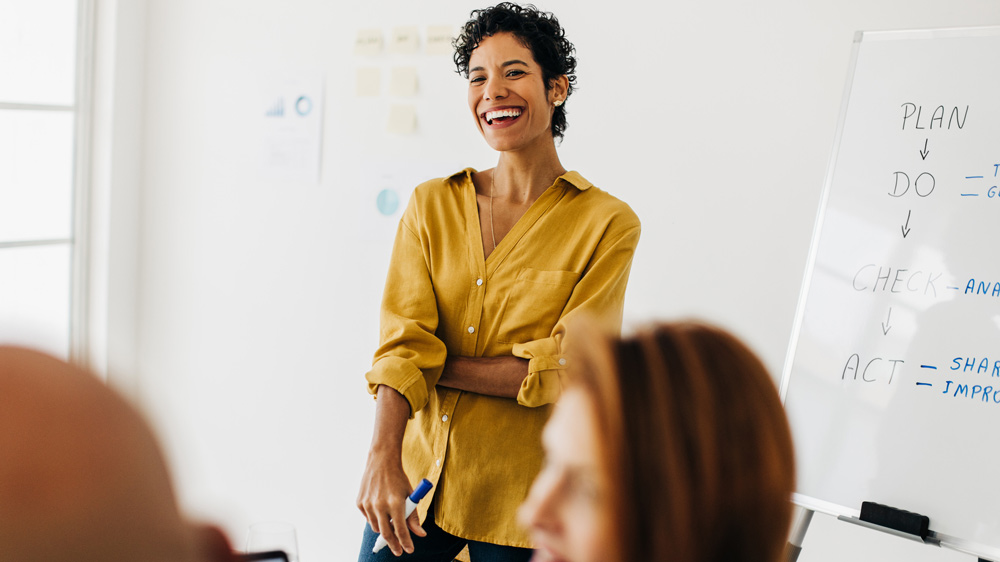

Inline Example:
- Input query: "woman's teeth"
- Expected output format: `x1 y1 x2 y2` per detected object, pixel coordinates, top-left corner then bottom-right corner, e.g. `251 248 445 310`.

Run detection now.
485 108 522 124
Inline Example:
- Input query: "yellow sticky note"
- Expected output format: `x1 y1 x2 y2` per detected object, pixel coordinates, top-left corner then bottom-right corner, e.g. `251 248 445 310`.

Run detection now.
426 25 456 55
354 29 383 56
389 67 418 97
386 104 417 134
389 26 420 54
356 67 381 97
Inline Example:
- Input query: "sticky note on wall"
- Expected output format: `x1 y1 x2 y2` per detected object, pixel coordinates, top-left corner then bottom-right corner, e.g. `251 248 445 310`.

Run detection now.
426 25 456 55
386 104 417 134
355 29 383 56
389 26 420 54
389 67 418 97
356 67 381 97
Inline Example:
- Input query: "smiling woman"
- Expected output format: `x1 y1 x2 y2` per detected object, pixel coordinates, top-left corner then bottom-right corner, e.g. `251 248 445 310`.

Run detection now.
354 4 641 562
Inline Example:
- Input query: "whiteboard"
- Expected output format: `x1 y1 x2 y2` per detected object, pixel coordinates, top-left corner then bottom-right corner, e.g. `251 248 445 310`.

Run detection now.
780 26 1000 560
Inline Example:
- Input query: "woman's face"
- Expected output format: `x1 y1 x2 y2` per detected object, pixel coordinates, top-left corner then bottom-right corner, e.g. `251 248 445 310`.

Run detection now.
466 32 564 153
518 388 613 562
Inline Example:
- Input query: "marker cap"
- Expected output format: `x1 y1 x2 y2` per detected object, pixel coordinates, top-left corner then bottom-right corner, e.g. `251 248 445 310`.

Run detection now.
409 479 433 503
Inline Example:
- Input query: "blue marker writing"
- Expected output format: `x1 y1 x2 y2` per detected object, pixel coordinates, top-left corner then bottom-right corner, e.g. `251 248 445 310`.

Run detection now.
373 479 434 554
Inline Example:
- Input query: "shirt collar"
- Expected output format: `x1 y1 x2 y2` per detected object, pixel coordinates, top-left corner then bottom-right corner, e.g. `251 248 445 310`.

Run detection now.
448 168 592 191
557 170 592 191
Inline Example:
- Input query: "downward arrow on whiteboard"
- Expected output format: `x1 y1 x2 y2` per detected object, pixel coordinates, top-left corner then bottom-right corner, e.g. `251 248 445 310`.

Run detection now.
882 307 893 335
901 210 912 238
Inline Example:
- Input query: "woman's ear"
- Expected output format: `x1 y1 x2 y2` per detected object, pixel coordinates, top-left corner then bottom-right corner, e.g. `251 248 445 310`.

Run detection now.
550 75 570 105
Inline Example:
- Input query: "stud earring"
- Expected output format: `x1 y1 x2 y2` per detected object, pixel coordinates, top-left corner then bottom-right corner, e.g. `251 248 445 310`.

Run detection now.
554 99 564 107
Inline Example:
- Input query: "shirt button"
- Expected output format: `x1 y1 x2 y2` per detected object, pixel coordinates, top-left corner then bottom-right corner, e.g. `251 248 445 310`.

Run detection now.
442 414 449 422
476 278 483 286
558 358 567 366
436 459 441 467
467 326 475 334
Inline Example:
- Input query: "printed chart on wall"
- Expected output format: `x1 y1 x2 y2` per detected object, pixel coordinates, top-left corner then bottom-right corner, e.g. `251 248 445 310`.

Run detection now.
780 27 1000 559
259 76 324 183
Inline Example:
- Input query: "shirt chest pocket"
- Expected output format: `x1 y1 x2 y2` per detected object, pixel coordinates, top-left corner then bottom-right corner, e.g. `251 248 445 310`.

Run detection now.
497 268 581 344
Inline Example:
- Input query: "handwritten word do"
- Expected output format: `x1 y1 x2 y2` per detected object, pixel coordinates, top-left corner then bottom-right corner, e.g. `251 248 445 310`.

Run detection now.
890 171 935 197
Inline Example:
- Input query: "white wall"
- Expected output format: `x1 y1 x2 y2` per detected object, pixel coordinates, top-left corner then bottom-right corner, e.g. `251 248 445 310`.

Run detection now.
105 0 1000 560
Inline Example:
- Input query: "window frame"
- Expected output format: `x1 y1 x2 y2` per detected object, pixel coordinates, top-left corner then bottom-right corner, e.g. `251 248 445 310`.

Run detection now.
71 0 95 365
0 0 94 363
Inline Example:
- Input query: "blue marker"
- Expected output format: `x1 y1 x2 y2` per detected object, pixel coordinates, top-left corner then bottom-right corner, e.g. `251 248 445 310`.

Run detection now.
372 479 434 554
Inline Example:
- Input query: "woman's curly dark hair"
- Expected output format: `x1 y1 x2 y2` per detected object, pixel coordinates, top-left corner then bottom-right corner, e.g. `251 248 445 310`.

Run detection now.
453 3 578 140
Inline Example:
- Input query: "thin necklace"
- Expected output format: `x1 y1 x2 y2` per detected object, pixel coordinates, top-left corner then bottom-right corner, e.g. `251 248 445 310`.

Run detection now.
489 168 497 251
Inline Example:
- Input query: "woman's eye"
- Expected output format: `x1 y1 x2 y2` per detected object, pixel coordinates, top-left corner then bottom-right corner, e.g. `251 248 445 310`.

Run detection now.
507 70 525 78
470 76 485 84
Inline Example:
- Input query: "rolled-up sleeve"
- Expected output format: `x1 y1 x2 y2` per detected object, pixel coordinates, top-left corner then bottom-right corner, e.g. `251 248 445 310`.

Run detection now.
513 223 641 407
365 216 449 417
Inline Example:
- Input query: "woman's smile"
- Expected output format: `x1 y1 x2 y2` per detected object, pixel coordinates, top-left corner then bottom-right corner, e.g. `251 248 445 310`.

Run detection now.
482 106 525 127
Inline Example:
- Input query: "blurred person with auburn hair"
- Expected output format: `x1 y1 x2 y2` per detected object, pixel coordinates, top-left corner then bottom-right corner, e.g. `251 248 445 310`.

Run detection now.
518 322 796 562
0 346 237 562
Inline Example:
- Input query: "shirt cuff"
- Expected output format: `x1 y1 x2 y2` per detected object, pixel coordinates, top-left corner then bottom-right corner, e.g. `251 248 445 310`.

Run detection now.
365 356 430 418
512 338 567 407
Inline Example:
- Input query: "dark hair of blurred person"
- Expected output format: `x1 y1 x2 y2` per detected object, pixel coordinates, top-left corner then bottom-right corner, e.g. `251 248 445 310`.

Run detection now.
519 321 796 562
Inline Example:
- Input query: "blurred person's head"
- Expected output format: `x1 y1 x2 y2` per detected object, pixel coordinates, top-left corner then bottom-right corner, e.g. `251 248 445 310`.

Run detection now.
519 321 796 562
0 346 235 562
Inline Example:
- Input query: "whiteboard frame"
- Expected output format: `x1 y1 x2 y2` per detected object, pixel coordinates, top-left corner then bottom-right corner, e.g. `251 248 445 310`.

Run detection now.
779 25 1000 562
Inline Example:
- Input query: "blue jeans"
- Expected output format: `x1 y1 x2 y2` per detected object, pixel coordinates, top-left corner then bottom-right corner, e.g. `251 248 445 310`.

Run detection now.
356 507 533 562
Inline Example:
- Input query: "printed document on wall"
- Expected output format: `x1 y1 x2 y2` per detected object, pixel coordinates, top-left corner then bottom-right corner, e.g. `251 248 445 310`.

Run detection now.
260 76 324 183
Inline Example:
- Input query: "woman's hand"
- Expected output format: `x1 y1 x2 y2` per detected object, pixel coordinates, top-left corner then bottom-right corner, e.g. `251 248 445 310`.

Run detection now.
356 385 425 556
356 449 426 556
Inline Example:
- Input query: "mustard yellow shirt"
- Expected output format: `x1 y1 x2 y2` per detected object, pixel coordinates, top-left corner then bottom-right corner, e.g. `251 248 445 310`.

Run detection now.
365 168 640 547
